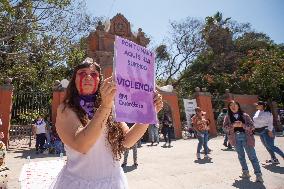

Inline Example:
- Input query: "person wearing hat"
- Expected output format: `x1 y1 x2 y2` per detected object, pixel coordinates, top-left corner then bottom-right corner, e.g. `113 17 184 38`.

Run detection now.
253 101 284 164
191 107 210 159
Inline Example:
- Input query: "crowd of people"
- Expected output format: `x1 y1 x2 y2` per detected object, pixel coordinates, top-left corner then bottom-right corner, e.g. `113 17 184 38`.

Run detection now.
31 92 283 186
190 100 284 183
4 57 283 188
119 98 284 185
127 99 280 185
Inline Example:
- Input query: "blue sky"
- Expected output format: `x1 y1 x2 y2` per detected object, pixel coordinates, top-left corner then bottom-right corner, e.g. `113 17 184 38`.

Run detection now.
85 0 284 46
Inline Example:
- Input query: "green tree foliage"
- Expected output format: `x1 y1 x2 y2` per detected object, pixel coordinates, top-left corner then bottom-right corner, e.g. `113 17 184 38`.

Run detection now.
0 0 101 92
245 48 284 101
155 17 205 86
172 12 284 103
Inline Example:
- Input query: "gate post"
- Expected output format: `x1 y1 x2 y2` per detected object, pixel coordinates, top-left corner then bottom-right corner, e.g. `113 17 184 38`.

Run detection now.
0 78 14 146
194 87 217 137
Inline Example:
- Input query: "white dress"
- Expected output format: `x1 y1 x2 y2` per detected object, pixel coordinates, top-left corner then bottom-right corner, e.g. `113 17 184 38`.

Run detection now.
49 129 128 189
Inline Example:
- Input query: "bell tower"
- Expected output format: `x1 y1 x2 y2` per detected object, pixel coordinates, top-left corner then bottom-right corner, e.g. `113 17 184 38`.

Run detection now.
87 13 150 77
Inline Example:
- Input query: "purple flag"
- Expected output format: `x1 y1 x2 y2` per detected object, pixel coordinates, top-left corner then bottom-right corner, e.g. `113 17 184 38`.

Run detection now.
114 36 157 124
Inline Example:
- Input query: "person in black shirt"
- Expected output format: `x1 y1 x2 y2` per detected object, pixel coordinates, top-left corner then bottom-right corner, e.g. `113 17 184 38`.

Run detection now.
161 115 173 147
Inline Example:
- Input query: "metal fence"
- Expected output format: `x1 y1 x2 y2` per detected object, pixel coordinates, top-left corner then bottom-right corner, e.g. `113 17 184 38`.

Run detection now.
9 91 52 147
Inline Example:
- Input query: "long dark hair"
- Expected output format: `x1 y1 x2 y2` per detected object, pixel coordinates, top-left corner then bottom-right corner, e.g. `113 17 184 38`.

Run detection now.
62 58 125 160
227 101 245 123
264 103 271 113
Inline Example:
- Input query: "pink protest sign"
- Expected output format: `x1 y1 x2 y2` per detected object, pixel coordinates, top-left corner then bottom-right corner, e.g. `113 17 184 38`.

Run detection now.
114 36 157 124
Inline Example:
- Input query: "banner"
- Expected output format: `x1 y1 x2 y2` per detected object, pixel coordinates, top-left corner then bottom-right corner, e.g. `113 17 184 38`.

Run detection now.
114 36 157 124
183 99 197 127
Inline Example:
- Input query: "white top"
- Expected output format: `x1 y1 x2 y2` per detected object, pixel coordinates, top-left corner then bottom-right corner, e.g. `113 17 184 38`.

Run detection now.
253 110 273 131
49 129 128 189
35 120 46 134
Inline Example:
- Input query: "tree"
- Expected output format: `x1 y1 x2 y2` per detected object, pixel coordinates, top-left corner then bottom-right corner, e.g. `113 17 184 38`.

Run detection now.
0 0 101 92
235 32 272 54
155 17 205 87
245 48 284 101
203 11 233 54
174 12 282 100
174 13 248 96
201 11 252 73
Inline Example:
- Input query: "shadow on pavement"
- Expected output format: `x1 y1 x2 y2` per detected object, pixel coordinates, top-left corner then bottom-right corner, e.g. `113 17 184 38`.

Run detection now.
146 144 159 147
8 147 61 159
161 144 173 148
262 164 284 174
232 179 266 189
194 158 213 164
221 148 235 152
122 165 137 173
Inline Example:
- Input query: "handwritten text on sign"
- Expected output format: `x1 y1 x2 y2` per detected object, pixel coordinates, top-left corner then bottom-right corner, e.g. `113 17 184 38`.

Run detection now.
114 36 157 124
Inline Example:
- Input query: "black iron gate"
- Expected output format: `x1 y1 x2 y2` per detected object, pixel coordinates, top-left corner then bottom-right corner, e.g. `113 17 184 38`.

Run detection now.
9 91 52 148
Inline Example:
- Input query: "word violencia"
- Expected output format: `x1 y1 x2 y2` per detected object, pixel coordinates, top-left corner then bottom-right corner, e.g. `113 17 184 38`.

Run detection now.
121 39 153 57
117 77 154 93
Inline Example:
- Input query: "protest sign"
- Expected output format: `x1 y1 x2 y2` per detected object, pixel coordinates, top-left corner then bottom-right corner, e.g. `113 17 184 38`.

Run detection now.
114 36 157 124
183 99 197 127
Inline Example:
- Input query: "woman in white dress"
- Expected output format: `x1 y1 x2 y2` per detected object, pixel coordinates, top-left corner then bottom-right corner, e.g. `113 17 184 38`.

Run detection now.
49 58 163 189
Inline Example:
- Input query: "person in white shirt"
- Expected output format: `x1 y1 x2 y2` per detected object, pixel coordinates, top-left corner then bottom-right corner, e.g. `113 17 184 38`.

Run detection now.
253 101 284 164
33 115 47 154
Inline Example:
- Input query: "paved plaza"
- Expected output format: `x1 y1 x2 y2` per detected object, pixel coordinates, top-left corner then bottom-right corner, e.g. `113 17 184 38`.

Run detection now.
6 135 284 189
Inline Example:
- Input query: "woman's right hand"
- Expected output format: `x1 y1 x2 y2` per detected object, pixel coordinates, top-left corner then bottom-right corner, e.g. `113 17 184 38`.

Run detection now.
233 121 243 128
100 76 117 109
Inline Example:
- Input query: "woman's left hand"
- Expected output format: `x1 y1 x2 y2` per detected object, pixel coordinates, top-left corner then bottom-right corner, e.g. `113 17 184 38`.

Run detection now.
268 131 274 138
154 92 163 113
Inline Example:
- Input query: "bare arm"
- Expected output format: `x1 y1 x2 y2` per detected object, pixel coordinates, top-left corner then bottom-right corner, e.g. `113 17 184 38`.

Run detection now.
121 123 148 148
55 104 112 154
32 124 36 136
56 77 116 154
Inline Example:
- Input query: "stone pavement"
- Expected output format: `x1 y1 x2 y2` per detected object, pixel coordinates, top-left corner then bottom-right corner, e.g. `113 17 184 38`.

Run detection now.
6 136 284 189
